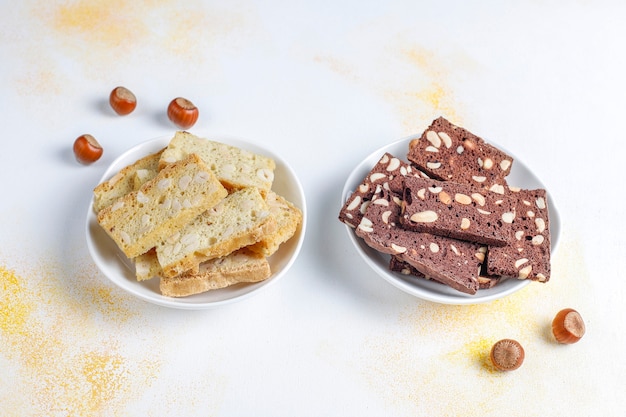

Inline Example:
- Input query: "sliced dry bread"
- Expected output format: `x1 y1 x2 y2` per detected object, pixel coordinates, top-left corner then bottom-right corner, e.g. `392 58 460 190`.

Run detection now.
133 248 162 281
159 131 276 195
248 191 303 257
487 187 551 281
338 152 428 229
156 187 276 278
400 176 517 247
97 153 228 258
132 168 158 190
407 117 513 192
356 188 484 295
159 248 271 297
93 148 165 213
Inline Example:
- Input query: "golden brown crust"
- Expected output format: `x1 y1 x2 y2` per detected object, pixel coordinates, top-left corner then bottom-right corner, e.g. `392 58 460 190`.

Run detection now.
159 249 271 297
155 187 276 278
96 154 227 258
93 148 165 213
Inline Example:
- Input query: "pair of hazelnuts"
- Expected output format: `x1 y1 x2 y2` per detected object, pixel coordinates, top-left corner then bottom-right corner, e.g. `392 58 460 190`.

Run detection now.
490 308 585 371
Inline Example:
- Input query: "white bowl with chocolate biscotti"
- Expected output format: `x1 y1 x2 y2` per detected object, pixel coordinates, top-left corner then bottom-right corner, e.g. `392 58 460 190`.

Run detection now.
86 132 306 309
339 117 560 305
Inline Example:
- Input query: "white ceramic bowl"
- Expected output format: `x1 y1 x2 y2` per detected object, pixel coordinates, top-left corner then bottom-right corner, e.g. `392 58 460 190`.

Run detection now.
86 134 306 309
341 135 560 305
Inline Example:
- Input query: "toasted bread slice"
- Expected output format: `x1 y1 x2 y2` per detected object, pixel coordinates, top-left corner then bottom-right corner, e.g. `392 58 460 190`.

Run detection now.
159 131 276 195
159 248 271 297
93 148 164 213
248 191 302 257
133 248 162 281
97 154 228 258
156 187 276 278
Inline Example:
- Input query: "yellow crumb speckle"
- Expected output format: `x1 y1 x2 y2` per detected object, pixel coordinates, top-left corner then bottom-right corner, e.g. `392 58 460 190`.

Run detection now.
1 268 32 336
355 228 592 415
0 263 161 415
50 0 150 50
313 37 467 134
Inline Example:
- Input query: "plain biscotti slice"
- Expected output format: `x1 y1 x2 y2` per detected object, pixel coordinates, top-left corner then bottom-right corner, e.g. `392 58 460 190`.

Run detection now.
96 153 228 258
339 152 428 229
407 117 513 192
400 176 517 247
487 187 551 281
248 191 303 257
132 168 158 190
356 188 485 295
93 148 165 213
159 131 276 195
133 249 162 281
159 249 271 297
156 187 277 278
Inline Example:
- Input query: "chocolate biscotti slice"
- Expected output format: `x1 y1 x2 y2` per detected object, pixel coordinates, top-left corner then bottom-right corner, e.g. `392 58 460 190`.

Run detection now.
156 187 276 278
159 131 276 195
389 256 427 278
339 152 427 228
93 148 165 213
389 254 500 289
97 154 228 258
400 176 516 247
356 189 484 295
159 248 271 297
407 117 513 192
487 188 551 281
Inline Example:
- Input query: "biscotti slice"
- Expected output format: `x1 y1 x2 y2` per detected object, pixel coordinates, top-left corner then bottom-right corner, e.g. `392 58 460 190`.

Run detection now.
159 249 271 297
477 264 502 289
93 148 165 213
407 117 513 192
390 254 500 289
96 153 228 258
400 176 516 247
156 187 276 278
389 255 427 279
339 152 428 228
487 188 551 281
356 189 484 295
132 168 158 190
134 249 162 281
159 131 276 195
248 191 303 257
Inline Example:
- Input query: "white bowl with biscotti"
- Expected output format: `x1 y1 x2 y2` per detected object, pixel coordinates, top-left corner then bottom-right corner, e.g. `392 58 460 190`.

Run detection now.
86 132 306 309
340 118 561 305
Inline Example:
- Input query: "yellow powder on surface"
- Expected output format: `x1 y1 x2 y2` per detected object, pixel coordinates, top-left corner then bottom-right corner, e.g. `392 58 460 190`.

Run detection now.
51 0 149 50
391 44 464 130
354 227 593 416
313 55 360 81
32 0 251 68
5 0 257 102
0 263 161 416
313 38 469 135
0 268 32 336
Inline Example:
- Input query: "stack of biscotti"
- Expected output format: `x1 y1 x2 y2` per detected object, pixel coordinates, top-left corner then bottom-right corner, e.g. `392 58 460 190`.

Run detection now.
339 117 551 295
94 131 303 298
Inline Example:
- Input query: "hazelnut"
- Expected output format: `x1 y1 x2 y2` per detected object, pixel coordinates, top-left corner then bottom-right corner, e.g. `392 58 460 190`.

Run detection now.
109 86 137 115
73 134 103 164
167 97 199 129
490 339 524 371
552 308 585 344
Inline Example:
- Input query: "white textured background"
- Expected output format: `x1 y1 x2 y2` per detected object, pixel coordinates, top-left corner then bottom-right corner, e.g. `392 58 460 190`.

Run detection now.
1 1 623 415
